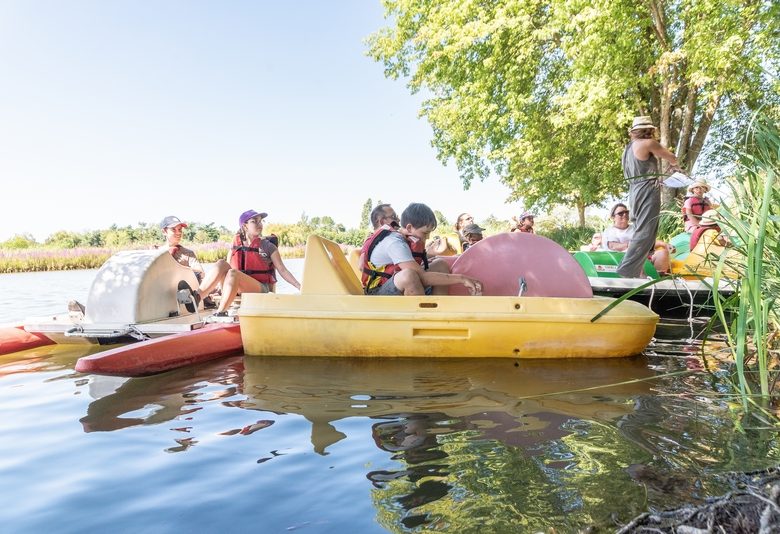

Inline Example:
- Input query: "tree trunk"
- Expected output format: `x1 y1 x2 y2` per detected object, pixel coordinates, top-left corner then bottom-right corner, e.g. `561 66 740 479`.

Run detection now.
676 81 697 171
687 92 720 170
576 199 586 227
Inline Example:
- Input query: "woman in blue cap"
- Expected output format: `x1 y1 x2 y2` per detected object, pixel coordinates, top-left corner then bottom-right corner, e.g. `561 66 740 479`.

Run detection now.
213 209 301 316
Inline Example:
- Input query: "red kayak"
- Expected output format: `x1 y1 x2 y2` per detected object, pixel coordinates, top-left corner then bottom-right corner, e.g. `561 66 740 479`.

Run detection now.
75 322 243 377
0 324 55 356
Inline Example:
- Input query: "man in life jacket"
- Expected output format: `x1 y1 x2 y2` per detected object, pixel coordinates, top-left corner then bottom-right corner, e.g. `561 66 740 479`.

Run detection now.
360 202 482 296
682 179 713 233
369 203 402 231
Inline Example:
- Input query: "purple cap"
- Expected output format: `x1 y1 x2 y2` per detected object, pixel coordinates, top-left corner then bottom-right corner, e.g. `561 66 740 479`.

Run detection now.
239 210 268 226
519 211 535 220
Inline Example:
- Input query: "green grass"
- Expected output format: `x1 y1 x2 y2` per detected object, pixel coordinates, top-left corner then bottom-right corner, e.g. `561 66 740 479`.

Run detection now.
0 242 306 273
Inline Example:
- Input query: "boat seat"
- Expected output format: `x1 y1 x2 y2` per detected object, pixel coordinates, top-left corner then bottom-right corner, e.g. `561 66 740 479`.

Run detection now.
449 232 593 297
301 235 364 296
85 249 202 323
347 248 362 280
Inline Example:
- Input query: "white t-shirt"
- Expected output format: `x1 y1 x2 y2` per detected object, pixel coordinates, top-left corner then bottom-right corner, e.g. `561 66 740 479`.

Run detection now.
601 226 634 251
368 231 414 266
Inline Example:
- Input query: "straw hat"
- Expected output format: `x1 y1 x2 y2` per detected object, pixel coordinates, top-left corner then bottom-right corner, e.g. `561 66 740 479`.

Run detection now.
699 209 719 226
687 179 711 193
629 116 657 132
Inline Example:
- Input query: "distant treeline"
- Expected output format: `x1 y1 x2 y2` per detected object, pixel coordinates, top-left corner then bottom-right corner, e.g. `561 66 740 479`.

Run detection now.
1 211 631 273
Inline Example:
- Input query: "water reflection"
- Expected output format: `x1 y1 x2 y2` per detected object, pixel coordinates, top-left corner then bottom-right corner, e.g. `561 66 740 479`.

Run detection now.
239 356 658 530
80 356 244 432
66 339 780 531
241 356 655 454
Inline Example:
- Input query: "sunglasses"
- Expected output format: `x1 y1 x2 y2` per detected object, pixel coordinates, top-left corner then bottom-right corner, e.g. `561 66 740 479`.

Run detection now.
613 210 629 217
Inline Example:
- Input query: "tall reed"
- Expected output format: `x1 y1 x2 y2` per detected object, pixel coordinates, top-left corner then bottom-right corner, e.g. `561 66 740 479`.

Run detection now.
711 114 779 403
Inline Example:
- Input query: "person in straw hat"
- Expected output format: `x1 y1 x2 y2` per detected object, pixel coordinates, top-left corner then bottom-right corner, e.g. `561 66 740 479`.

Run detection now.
682 178 714 232
617 115 682 278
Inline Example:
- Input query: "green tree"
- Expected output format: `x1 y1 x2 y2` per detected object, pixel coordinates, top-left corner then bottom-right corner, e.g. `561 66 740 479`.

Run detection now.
45 231 83 249
360 197 373 230
1 234 37 249
368 0 780 224
433 209 449 229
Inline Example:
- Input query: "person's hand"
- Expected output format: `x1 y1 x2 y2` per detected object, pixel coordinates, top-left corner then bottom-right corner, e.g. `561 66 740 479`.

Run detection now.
462 276 482 296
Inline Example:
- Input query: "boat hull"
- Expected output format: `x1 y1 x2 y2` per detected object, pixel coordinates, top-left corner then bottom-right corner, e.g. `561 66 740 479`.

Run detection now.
240 294 658 359
74 323 242 377
0 324 56 356
589 277 737 317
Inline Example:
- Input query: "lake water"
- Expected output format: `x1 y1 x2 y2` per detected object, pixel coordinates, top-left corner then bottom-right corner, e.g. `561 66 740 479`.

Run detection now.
1 263 777 532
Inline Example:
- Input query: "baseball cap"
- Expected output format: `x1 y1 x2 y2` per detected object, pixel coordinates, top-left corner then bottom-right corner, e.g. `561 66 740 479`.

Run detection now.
160 215 187 229
239 210 268 226
462 223 486 236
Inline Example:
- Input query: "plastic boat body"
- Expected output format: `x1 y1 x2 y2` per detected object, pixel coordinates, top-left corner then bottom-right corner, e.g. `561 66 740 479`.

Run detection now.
240 234 658 359
74 323 242 377
2 249 241 376
0 249 215 358
573 232 738 316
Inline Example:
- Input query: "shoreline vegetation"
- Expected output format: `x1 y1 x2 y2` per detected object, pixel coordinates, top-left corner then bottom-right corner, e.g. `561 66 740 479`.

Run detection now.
0 216 603 274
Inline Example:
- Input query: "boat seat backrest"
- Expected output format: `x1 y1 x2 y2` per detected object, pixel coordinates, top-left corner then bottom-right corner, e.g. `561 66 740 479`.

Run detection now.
301 235 364 296
450 232 594 297
85 249 200 323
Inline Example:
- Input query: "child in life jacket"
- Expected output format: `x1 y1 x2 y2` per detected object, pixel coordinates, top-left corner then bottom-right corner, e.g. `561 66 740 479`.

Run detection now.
360 202 482 296
682 179 714 233
213 209 301 316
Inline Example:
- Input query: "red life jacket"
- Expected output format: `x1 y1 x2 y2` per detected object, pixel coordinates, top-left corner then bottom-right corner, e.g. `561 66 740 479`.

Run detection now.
360 226 429 290
230 234 276 284
682 197 711 222
690 224 721 250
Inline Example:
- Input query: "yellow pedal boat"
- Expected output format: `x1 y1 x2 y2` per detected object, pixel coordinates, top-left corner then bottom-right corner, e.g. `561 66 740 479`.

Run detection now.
239 234 659 359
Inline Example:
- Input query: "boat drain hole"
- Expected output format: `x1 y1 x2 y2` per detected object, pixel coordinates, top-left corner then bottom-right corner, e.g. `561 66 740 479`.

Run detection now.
419 302 438 308
514 304 521 309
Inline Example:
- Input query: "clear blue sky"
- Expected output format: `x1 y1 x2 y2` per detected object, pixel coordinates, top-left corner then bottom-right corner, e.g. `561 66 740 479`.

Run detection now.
0 1 519 242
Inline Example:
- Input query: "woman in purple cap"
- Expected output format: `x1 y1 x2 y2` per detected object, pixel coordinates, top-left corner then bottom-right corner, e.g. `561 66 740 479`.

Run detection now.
213 210 301 316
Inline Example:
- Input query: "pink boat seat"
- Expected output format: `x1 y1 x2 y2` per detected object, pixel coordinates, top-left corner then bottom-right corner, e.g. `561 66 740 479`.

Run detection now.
448 232 593 297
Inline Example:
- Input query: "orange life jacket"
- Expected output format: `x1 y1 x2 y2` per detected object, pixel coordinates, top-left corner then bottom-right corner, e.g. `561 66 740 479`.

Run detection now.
230 234 276 284
360 226 429 291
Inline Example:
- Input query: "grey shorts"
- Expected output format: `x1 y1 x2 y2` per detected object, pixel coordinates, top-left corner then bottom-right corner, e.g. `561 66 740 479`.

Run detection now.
365 274 432 296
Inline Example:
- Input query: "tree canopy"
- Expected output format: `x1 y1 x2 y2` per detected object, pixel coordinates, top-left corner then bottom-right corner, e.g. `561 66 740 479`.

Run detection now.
368 0 779 222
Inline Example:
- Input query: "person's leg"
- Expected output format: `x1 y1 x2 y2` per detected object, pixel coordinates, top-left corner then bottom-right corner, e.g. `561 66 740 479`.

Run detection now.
651 247 670 274
199 259 230 296
217 270 265 312
391 269 426 296
618 180 661 278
